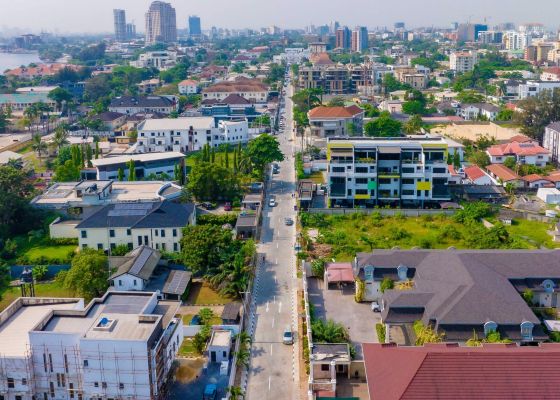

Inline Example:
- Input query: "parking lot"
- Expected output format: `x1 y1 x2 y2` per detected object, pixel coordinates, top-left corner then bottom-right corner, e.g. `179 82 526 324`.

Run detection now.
307 278 380 360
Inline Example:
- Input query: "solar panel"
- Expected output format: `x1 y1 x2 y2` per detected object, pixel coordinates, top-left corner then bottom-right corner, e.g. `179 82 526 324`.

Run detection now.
107 209 149 217
164 271 191 295
129 247 152 276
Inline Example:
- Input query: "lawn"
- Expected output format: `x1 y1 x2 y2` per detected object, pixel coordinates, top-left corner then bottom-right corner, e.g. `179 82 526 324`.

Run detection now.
178 338 199 357
301 212 560 261
11 235 77 264
309 171 325 184
0 281 74 312
185 282 233 305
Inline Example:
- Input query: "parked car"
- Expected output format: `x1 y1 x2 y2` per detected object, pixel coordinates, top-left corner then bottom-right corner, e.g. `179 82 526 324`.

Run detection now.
224 202 232 211
269 198 276 207
282 326 294 345
371 301 381 312
200 202 215 210
284 217 294 226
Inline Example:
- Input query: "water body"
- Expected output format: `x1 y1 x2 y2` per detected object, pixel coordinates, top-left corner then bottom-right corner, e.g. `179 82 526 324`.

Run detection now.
0 52 42 74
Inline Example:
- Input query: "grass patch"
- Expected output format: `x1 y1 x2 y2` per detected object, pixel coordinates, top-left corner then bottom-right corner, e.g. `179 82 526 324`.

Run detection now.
178 338 199 357
23 244 76 263
0 281 74 312
301 212 559 261
182 314 194 324
309 171 325 184
185 282 233 305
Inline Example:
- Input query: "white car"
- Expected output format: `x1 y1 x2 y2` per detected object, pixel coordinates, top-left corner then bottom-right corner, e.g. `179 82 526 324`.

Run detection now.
371 301 381 312
282 327 294 345
269 199 276 207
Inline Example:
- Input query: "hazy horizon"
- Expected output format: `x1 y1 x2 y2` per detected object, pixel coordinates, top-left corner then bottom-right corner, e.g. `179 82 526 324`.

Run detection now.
0 0 559 35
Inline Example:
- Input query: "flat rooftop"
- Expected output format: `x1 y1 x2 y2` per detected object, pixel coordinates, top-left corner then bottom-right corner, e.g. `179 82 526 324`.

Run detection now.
138 117 214 131
0 299 80 357
311 343 351 363
209 330 232 347
40 292 176 341
92 152 185 167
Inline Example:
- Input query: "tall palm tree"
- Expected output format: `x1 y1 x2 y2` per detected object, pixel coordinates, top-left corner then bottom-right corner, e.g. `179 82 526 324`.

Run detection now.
227 386 245 400
52 125 70 151
31 134 47 157
236 331 252 347
234 348 250 369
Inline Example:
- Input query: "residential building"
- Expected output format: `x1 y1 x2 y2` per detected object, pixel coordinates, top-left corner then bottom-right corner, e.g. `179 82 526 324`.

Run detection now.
458 103 499 121
137 78 162 95
523 174 553 189
335 27 351 49
298 62 374 95
3 63 81 80
358 249 560 343
541 67 560 81
145 1 177 44
126 23 136 39
393 66 428 89
309 42 327 54
108 95 177 115
309 344 351 395
137 117 248 152
486 140 550 166
0 92 56 112
363 343 560 400
188 15 201 36
0 292 182 400
486 164 525 188
525 43 554 64
477 30 503 44
202 77 269 104
207 330 232 363
463 165 492 185
76 201 195 252
308 105 364 137
178 79 199 95
326 137 451 208
32 180 182 214
130 51 179 70
95 111 127 130
273 48 310 64
456 23 487 42
503 31 530 51
109 246 161 291
518 80 560 99
449 50 478 73
91 152 185 181
200 94 260 122
351 26 368 53
543 121 560 163
113 9 127 42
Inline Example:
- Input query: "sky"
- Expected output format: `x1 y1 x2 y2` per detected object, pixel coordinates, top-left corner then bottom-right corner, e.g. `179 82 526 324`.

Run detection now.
0 0 558 34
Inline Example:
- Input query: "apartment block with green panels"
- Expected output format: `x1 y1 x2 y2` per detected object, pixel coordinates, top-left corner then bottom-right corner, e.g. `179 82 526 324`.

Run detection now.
326 137 451 208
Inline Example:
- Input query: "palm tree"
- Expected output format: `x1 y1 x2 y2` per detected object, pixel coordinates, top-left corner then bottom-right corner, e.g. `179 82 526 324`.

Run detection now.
234 347 250 369
31 134 47 157
52 125 70 151
236 331 252 347
228 386 245 400
311 319 349 343
24 105 39 133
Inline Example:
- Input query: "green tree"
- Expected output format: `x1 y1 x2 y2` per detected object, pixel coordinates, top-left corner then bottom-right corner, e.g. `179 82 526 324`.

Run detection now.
311 319 349 343
227 386 245 400
198 308 214 325
457 90 485 104
0 262 10 300
111 244 130 256
364 112 402 137
453 152 461 169
467 151 490 168
522 288 534 305
413 320 444 345
47 87 73 112
85 145 93 167
327 97 346 107
60 248 108 300
186 162 239 201
245 134 284 175
52 125 70 150
117 167 124 182
31 134 47 157
127 159 136 181
380 277 394 293
403 114 424 134
0 110 8 133
311 258 326 277
32 265 49 281
180 224 236 275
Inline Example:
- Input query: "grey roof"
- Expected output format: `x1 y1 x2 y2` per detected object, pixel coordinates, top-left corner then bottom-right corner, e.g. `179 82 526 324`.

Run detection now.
547 121 560 132
357 250 560 329
235 213 258 228
96 111 126 121
162 270 192 295
110 95 175 108
109 246 161 280
76 201 194 229
221 302 241 321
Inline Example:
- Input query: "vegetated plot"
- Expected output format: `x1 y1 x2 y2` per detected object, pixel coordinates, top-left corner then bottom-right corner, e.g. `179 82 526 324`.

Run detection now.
186 281 233 305
0 281 74 312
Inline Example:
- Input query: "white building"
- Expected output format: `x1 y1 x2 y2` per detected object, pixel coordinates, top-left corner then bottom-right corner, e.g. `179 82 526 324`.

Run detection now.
91 152 185 181
108 96 178 115
518 81 560 99
137 117 249 153
207 330 232 363
450 51 478 73
202 77 269 104
503 31 530 51
178 79 199 95
109 246 160 291
273 48 310 64
543 122 560 164
0 292 182 400
75 201 195 253
130 51 178 70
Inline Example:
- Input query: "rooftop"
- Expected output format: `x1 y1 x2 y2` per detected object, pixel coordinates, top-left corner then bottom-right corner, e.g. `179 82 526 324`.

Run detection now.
308 105 364 119
109 246 161 280
486 164 520 182
91 152 185 167
311 343 351 363
138 117 215 131
363 343 560 400
209 329 232 347
109 95 175 108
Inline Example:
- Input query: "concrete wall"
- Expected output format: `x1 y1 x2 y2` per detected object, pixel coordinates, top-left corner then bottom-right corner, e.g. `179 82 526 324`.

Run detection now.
308 208 457 216
49 218 79 239
349 360 365 380
112 273 145 291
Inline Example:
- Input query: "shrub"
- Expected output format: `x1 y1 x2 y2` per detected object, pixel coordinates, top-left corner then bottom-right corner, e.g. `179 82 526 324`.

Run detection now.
419 237 434 249
380 277 394 293
197 213 238 226
376 323 386 343
355 279 365 303
311 259 326 278
522 288 534 305
111 244 130 256
32 265 48 281
389 227 410 241
198 308 214 325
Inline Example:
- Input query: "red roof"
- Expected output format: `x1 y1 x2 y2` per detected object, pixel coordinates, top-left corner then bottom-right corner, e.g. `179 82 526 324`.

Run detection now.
508 134 532 143
486 164 520 182
363 343 560 400
463 165 487 181
543 67 560 76
308 105 364 119
487 141 549 157
325 262 354 283
523 174 551 183
178 79 197 86
546 171 560 182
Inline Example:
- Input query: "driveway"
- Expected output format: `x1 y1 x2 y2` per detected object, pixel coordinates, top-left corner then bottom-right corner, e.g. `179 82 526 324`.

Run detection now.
307 278 379 360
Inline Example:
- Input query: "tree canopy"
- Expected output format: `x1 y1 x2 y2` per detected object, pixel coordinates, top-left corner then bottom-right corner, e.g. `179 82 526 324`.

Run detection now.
186 161 239 201
57 249 108 300
364 112 402 137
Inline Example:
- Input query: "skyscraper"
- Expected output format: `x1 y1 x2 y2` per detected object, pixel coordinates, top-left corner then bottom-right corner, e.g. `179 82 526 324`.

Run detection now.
351 26 369 52
126 23 136 40
189 15 202 36
336 27 351 50
113 9 127 42
145 1 177 44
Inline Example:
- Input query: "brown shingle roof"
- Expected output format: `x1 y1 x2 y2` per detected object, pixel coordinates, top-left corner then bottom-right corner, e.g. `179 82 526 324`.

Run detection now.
486 164 520 182
203 77 268 93
308 105 364 119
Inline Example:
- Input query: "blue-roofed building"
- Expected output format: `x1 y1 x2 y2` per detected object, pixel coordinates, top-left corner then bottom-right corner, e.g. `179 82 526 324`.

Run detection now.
0 92 56 112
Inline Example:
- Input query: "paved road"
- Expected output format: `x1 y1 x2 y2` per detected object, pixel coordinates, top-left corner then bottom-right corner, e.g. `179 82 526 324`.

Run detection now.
245 78 300 399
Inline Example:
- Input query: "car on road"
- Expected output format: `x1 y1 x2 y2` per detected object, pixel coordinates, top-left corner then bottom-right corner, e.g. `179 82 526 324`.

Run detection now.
224 202 232 211
269 198 276 207
371 301 381 312
282 326 294 345
199 202 215 210
284 217 294 226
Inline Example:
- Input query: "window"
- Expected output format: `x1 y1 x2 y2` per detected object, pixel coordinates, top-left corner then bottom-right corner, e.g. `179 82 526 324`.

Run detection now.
15 396 22 400
172 229 177 237
43 353 48 372
118 280 122 286
138 236 142 246
7 378 14 388
49 382 55 397
94 382 99 388
161 229 165 237
49 354 53 372
81 230 87 239
110 243 116 250
356 178 368 184
126 229 131 236
44 393 48 400
69 383 75 399
119 383 124 390
133 280 137 286
128 242 133 250
321 364 330 371
109 229 115 238
64 354 69 373
22 378 27 385
173 243 178 252
97 244 103 250
83 360 89 367
102 382 107 389
355 167 368 173
161 243 166 251
155 229 159 237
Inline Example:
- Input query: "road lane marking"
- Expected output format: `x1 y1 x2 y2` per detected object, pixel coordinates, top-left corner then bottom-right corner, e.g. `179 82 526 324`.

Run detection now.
279 302 282 313
270 344 273 354
268 376 271 391
266 301 269 312
272 317 275 328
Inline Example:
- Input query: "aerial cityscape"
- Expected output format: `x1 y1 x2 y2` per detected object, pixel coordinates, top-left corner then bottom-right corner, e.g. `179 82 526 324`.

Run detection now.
2 1 560 399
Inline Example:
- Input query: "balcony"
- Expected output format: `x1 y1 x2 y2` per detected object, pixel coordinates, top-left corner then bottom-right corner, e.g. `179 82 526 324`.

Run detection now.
355 157 377 164
330 184 347 198
330 159 354 164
